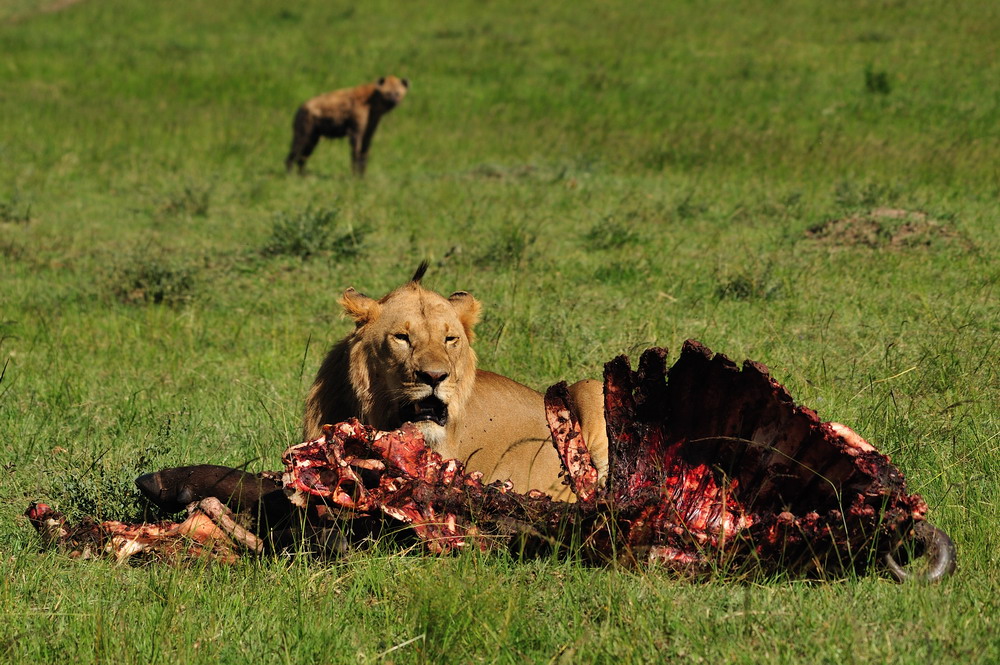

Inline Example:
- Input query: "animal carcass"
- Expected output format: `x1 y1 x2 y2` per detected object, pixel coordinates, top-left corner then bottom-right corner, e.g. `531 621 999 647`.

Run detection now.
26 341 955 581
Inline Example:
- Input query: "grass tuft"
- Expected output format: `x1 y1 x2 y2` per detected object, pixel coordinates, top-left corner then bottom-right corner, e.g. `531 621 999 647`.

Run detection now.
834 179 899 211
110 252 198 305
474 224 537 270
584 216 643 251
159 183 212 218
0 189 32 224
864 65 893 94
54 441 170 523
715 264 784 302
261 206 367 260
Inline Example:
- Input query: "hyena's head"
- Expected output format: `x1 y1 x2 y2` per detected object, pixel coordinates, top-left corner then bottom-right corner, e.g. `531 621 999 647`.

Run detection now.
375 75 409 108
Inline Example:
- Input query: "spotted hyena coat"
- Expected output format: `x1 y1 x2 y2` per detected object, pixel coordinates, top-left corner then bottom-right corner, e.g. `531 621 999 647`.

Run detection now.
285 75 409 177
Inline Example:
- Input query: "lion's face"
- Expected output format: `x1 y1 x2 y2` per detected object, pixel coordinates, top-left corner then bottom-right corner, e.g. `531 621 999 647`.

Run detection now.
376 75 409 108
341 278 479 447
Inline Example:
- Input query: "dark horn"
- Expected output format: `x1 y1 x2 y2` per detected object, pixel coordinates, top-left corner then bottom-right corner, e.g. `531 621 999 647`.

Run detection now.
885 521 956 583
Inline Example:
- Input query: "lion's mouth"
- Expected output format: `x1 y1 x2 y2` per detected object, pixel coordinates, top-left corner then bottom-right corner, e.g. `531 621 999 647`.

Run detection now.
399 395 448 427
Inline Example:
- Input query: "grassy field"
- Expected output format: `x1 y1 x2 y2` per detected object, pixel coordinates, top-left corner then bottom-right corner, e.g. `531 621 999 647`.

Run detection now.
2 0 998 662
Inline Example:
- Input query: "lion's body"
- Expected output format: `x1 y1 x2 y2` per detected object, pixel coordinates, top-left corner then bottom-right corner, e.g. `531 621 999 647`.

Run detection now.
286 76 408 176
303 265 608 501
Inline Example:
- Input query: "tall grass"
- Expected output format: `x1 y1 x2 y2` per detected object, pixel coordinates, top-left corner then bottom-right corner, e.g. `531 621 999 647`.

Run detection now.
1 0 998 663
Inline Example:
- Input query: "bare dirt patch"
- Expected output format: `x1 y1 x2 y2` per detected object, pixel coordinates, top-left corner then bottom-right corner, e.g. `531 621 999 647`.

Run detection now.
804 208 968 250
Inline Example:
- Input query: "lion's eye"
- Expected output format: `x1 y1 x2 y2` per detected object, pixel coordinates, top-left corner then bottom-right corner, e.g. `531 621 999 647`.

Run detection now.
393 333 410 343
445 336 459 345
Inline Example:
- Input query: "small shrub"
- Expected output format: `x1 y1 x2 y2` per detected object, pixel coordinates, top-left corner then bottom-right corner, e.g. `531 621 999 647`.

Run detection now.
55 440 171 523
864 66 891 94
160 183 212 217
834 179 897 211
0 190 32 224
676 196 707 220
474 224 537 269
584 217 642 250
715 265 783 302
782 191 804 208
111 254 197 305
593 260 643 286
857 31 891 44
0 238 25 260
262 206 367 260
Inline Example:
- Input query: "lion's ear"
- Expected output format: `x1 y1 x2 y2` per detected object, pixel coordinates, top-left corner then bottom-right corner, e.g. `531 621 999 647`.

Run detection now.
448 291 481 340
340 288 380 325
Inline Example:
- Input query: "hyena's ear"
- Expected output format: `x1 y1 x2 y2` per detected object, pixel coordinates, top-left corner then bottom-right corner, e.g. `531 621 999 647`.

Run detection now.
448 291 481 341
378 77 386 86
401 78 410 88
340 288 380 326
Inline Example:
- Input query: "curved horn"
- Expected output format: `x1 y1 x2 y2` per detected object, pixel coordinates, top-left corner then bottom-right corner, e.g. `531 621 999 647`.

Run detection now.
885 521 957 583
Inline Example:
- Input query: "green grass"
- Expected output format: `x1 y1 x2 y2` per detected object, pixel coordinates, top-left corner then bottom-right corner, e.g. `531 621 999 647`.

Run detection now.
1 0 998 662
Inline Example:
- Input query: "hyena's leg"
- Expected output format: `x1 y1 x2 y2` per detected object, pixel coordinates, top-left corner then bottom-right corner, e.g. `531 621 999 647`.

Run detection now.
351 121 380 177
286 109 319 174
349 129 366 177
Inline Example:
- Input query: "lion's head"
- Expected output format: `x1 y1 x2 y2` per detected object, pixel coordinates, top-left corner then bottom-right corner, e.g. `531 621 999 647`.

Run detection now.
337 262 479 446
304 264 608 498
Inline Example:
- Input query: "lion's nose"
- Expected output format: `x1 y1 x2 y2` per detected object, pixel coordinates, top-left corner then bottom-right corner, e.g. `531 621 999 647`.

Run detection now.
416 370 449 387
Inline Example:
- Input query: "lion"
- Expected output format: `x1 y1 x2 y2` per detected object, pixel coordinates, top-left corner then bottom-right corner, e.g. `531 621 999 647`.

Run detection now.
285 75 409 177
303 263 608 500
